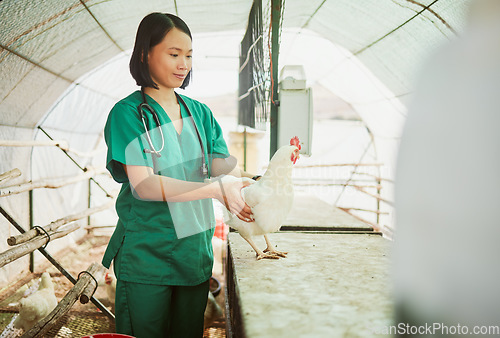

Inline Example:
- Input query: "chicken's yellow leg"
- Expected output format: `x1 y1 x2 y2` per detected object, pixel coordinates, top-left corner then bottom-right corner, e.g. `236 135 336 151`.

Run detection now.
241 235 280 260
263 235 287 258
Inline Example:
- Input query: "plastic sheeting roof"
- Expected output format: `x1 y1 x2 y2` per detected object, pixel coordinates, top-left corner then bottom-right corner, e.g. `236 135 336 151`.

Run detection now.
286 0 465 96
0 0 469 129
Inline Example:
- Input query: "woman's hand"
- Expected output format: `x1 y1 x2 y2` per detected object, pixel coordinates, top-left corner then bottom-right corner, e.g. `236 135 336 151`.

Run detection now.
211 175 255 222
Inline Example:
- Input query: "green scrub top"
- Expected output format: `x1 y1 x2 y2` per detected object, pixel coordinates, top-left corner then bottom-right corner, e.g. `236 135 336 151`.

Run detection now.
102 90 230 286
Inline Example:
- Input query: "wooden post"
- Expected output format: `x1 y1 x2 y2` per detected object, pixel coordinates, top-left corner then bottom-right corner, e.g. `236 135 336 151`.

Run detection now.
21 263 106 338
79 263 106 304
0 223 79 269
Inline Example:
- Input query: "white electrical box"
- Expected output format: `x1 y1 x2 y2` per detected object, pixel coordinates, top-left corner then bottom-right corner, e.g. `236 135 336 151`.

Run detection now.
279 65 307 90
277 65 313 155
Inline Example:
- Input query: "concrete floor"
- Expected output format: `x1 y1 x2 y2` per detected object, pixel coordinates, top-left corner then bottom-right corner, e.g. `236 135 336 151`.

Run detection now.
227 195 393 337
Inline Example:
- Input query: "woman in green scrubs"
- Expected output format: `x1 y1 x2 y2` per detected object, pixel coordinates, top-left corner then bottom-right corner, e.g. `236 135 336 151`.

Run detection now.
102 13 257 338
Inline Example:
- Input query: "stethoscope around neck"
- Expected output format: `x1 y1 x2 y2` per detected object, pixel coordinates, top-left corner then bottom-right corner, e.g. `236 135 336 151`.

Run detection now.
138 87 208 177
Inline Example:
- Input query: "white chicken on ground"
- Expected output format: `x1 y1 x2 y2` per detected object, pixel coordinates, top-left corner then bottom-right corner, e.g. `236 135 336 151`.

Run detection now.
204 291 223 328
217 136 301 260
13 272 58 332
104 272 117 310
99 260 117 310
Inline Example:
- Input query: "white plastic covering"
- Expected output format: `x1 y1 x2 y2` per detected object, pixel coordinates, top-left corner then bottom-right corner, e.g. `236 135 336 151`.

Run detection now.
394 0 500 326
0 0 473 286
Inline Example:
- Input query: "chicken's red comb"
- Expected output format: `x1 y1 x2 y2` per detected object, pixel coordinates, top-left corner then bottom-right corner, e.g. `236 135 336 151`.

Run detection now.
290 136 301 150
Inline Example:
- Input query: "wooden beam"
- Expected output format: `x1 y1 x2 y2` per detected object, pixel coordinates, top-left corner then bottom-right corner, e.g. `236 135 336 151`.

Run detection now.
0 168 22 186
0 223 79 269
294 163 384 168
8 200 114 246
338 207 381 232
0 206 115 320
79 263 106 304
0 167 107 197
352 172 394 183
341 207 389 215
353 186 394 207
0 139 69 150
22 262 106 338
294 182 383 190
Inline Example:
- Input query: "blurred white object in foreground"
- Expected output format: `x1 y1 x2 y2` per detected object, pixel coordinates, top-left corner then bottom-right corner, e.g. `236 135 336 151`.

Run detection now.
393 0 500 329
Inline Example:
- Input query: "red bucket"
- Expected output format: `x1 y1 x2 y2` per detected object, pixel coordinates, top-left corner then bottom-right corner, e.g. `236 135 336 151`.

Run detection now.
81 334 135 338
214 218 227 241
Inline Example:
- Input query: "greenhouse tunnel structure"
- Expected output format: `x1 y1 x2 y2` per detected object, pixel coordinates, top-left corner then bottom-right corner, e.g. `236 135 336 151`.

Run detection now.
0 0 484 334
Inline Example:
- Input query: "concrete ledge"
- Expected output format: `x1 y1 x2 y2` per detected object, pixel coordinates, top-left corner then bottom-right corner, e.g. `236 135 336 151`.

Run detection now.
227 232 393 337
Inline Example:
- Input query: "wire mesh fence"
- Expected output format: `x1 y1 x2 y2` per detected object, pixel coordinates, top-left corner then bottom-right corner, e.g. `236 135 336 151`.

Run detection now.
238 0 284 130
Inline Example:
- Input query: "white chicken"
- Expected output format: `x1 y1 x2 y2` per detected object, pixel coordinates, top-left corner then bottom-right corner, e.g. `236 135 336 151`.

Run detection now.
13 272 58 332
204 291 223 328
104 272 117 310
211 235 225 275
224 136 301 260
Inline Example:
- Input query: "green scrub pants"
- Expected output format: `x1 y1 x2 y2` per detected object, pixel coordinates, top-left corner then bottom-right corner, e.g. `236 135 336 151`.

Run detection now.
115 279 210 338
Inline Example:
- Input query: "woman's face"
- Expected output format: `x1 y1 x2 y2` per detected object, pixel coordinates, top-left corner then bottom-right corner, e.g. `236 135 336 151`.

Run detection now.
148 28 192 90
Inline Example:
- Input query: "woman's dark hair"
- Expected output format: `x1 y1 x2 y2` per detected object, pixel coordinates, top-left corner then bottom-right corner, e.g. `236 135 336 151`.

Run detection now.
130 13 192 89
